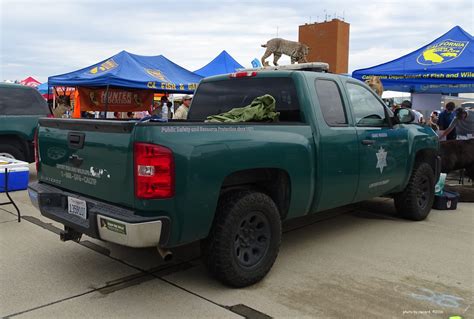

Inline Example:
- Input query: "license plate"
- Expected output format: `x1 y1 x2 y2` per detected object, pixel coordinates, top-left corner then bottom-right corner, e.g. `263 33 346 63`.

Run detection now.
68 196 87 220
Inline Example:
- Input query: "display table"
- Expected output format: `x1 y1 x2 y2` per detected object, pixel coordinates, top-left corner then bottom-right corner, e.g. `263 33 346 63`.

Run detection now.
0 156 28 222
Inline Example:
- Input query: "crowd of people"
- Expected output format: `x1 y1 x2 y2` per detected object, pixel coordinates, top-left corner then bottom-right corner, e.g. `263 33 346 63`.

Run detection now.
391 100 474 140
52 93 472 140
123 94 192 120
78 95 194 120
438 102 474 140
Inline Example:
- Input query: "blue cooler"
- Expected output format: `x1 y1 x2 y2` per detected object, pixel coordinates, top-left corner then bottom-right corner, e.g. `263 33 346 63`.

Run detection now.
0 156 30 192
432 191 460 210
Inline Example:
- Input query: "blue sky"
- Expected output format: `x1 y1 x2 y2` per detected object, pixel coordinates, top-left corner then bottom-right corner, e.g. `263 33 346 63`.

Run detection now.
1 0 473 82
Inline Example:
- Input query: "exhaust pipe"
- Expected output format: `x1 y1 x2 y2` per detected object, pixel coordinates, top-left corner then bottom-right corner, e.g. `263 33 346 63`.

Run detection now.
157 247 173 262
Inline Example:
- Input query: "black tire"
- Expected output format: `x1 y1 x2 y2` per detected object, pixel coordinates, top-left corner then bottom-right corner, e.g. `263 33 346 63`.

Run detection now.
394 162 435 221
0 142 26 161
202 191 282 288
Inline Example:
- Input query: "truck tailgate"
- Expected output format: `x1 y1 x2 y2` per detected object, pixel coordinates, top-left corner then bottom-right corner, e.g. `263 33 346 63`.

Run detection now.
37 118 136 206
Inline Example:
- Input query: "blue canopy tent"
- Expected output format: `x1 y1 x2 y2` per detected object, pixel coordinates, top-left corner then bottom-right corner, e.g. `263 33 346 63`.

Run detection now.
352 26 474 93
194 50 244 77
48 50 202 93
37 82 48 94
36 82 53 100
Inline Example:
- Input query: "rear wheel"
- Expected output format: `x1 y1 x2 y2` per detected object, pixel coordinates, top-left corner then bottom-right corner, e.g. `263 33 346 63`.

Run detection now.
202 191 282 287
394 162 435 221
0 142 26 161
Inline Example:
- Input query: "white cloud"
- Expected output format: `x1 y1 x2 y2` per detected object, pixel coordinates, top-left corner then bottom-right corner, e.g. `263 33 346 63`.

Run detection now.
1 0 473 82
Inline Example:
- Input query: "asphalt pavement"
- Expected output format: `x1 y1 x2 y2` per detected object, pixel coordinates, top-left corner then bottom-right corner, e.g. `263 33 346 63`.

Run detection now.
0 164 472 318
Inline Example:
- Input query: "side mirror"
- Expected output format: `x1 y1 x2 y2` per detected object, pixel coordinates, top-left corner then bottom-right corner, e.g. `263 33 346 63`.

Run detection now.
394 108 415 124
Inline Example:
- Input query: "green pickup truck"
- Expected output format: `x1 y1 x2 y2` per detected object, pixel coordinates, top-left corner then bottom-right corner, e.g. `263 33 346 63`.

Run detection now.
28 65 440 287
0 83 52 162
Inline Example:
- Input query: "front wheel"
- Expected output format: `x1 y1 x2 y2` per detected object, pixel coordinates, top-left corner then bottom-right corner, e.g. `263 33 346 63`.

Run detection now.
202 191 282 287
394 162 435 221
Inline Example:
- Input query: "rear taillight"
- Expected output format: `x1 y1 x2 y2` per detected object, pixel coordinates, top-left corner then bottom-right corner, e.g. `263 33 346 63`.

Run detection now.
34 128 40 172
229 71 257 78
134 143 174 199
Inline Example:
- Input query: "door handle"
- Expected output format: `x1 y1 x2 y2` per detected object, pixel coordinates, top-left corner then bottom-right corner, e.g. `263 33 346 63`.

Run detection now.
67 132 85 149
361 139 375 145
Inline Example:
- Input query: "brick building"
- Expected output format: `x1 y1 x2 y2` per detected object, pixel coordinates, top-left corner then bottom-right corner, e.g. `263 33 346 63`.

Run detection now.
298 19 350 74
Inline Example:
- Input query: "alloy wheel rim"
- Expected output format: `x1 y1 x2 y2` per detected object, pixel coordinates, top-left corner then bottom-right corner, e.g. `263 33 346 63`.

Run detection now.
416 175 430 209
233 211 271 268
0 152 15 159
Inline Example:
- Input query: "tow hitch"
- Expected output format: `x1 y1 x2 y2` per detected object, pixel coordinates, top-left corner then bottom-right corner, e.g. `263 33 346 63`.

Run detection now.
60 226 83 243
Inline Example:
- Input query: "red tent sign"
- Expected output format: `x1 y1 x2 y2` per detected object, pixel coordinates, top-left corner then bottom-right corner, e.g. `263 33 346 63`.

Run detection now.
20 77 41 87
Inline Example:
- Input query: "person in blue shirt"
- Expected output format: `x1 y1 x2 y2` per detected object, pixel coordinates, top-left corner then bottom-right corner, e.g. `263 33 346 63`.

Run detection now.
438 102 456 140
439 107 474 140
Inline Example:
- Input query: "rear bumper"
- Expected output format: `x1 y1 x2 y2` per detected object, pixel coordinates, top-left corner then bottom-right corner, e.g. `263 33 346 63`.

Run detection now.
28 181 169 248
97 215 162 248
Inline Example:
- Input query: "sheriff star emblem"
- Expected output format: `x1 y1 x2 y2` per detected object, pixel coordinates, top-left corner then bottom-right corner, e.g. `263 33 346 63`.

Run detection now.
376 147 387 173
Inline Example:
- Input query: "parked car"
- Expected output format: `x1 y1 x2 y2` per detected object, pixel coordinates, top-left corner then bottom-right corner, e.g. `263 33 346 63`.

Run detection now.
0 83 52 162
28 64 440 287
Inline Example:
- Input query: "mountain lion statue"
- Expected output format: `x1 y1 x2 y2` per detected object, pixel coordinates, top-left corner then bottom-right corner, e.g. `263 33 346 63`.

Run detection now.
261 38 309 66
365 76 384 97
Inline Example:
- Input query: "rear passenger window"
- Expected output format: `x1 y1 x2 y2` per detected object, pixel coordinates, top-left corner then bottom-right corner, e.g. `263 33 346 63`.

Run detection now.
315 79 347 126
189 77 302 122
0 86 50 115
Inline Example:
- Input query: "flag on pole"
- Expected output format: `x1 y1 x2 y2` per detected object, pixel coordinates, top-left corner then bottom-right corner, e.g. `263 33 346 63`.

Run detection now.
251 58 262 68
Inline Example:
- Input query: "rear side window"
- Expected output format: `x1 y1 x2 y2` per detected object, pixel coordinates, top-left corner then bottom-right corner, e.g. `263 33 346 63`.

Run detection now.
315 79 347 126
188 77 301 122
0 87 50 115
